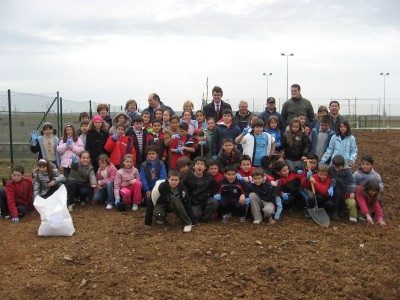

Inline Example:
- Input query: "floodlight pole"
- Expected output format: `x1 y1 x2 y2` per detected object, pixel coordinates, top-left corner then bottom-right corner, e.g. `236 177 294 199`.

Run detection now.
281 53 294 100
380 72 389 127
262 73 272 99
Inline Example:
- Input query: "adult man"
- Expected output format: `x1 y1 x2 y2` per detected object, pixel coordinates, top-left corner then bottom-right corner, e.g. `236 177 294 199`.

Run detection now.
144 93 174 121
281 84 315 126
234 101 252 131
259 97 286 133
203 86 232 121
328 101 345 131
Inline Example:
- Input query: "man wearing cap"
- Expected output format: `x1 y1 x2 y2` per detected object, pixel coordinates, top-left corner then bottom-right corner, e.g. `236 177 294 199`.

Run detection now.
203 86 232 121
259 97 286 133
143 93 174 121
234 101 252 131
281 84 315 126
328 101 345 131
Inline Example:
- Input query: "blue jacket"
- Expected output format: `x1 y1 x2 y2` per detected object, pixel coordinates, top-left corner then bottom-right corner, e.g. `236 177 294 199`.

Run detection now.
259 108 286 133
321 135 358 166
140 159 167 192
211 121 241 156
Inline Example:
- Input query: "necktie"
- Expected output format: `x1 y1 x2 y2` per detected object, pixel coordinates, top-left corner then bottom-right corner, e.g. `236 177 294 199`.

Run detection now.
216 103 220 117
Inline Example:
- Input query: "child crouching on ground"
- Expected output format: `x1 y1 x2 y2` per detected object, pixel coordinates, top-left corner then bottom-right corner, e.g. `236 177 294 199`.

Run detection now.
114 154 142 211
93 154 117 210
32 159 66 201
249 168 281 225
144 170 194 233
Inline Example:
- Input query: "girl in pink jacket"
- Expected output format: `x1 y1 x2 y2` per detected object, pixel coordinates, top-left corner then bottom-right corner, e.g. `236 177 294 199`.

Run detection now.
93 154 117 210
356 179 386 226
57 124 85 177
114 154 142 211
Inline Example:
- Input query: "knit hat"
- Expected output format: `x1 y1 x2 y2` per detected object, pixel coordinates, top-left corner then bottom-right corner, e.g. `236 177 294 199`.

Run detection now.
92 115 104 122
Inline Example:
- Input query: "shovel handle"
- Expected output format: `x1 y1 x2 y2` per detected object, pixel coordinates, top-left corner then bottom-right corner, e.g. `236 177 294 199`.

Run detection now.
311 181 316 194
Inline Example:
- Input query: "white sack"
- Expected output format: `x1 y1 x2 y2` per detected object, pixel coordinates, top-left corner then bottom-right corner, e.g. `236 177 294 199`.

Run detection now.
34 184 75 236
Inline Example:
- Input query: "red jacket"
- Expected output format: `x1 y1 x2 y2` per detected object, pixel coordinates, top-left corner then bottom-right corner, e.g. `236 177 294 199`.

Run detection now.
145 132 167 160
310 174 331 197
169 135 195 169
238 167 255 183
104 135 137 167
356 186 383 221
5 178 33 219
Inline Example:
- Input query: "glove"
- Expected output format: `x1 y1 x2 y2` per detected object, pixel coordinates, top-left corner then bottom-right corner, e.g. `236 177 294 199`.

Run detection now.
212 155 218 160
200 141 206 146
115 198 120 205
297 170 303 174
236 173 243 180
242 125 251 136
282 193 290 201
11 218 19 223
66 139 73 147
275 180 279 186
175 147 183 154
172 134 181 139
214 194 221 201
328 187 334 197
112 132 118 141
306 170 313 180
71 156 79 164
245 198 250 205
31 130 39 142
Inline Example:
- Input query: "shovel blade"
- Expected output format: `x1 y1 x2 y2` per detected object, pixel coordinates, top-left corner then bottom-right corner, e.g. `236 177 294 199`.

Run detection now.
308 208 330 227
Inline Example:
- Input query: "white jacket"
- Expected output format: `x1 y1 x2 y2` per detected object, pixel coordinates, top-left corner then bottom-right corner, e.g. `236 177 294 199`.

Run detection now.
239 132 275 160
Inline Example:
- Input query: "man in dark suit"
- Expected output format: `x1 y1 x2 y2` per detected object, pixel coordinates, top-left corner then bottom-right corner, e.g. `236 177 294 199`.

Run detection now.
203 86 232 121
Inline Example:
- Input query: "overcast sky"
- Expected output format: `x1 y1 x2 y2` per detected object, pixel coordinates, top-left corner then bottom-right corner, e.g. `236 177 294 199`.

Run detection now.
1 0 399 114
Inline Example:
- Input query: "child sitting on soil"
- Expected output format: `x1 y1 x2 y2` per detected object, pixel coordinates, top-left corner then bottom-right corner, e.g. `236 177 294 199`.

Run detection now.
306 163 334 214
353 155 384 190
144 170 194 233
275 161 304 211
93 154 117 210
30 122 61 167
32 159 66 201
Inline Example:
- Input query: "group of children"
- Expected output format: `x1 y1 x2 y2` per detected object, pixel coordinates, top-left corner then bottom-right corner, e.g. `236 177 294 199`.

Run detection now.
0 102 386 231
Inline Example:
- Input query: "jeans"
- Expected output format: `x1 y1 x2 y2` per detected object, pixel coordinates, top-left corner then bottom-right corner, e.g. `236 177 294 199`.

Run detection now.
66 180 92 205
219 197 247 217
191 198 219 222
93 181 114 205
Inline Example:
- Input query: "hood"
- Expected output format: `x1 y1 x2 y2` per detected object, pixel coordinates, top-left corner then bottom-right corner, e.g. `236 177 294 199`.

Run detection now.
112 112 131 127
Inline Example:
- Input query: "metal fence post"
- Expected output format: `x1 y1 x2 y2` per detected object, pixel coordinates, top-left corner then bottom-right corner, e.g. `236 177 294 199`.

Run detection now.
7 89 13 164
56 91 60 135
89 100 92 119
60 96 63 136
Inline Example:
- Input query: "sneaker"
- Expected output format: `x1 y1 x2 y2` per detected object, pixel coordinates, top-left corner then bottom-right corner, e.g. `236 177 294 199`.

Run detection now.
132 204 139 211
358 216 366 221
3 215 10 219
156 220 165 225
221 213 232 223
253 219 262 225
349 217 357 223
106 204 113 210
68 205 74 212
183 225 192 233
303 208 311 219
80 201 87 207
240 216 246 223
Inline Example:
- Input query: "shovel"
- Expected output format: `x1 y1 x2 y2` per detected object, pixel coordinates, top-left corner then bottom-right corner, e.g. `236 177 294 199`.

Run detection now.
308 182 330 227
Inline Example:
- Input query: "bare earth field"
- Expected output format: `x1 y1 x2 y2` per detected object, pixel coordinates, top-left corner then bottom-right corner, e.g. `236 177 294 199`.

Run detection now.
0 129 399 299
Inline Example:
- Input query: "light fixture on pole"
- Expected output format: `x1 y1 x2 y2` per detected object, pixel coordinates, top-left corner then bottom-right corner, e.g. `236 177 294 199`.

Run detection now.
380 72 389 127
262 72 272 99
281 53 294 100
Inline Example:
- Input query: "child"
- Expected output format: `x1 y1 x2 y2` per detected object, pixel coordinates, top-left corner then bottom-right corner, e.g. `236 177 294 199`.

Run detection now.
196 110 207 130
261 154 285 179
85 115 109 172
145 170 193 233
191 129 209 159
211 109 241 160
57 124 85 177
140 146 167 201
321 120 358 167
0 165 33 222
104 122 137 169
141 111 152 131
125 99 140 124
114 154 142 211
126 115 148 170
182 111 196 135
328 155 356 221
109 112 131 135
249 168 281 225
353 155 384 190
265 116 282 153
93 154 117 210
214 165 249 222
208 159 224 184
181 157 218 223
237 155 255 183
275 161 303 210
66 151 97 211
97 103 112 129
30 122 61 167
281 117 310 172
176 156 192 177
32 159 66 201
236 118 276 166
76 112 90 135
154 108 164 121
216 138 241 172
145 119 166 161
203 117 216 159
79 120 89 147
309 115 335 160
162 110 173 132
298 113 311 135
169 123 196 170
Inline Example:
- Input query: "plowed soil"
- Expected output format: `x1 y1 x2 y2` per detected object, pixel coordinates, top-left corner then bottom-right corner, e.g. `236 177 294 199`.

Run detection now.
1 130 399 299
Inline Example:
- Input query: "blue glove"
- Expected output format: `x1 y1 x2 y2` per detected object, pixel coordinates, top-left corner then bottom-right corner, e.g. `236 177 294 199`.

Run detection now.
112 132 118 141
306 170 313 180
71 156 79 164
31 130 39 142
172 134 181 139
212 155 218 160
115 198 120 205
175 147 183 154
11 218 19 223
200 141 206 146
275 180 279 186
242 125 251 136
328 187 334 197
245 198 250 205
236 173 243 180
66 139 73 147
297 170 303 174
282 193 290 201
214 194 221 201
